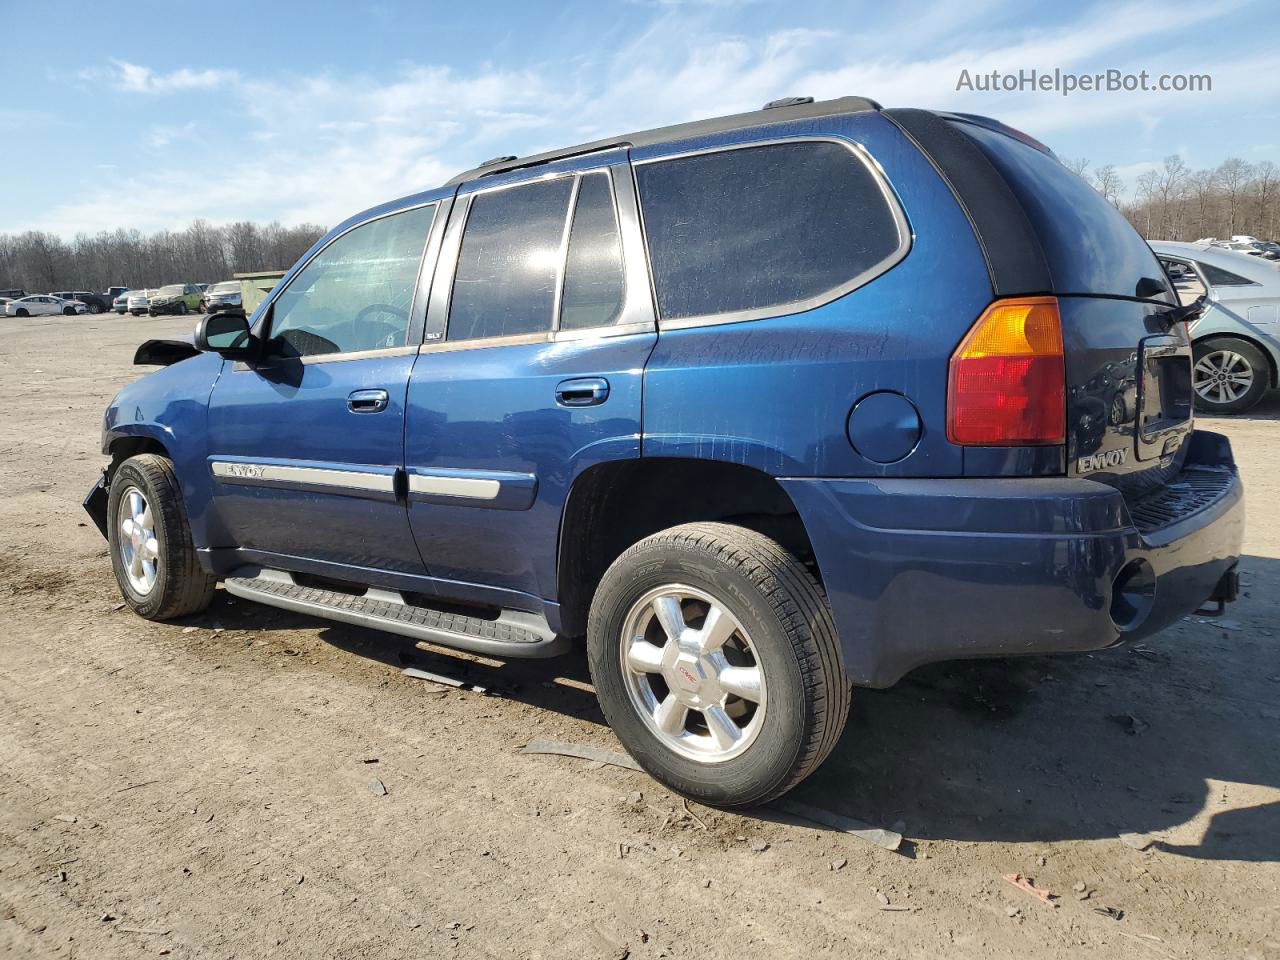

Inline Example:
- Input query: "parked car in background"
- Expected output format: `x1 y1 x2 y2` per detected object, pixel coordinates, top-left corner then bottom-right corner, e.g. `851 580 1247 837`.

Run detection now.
0 288 27 300
112 291 133 314
86 96 1243 808
147 283 204 316
127 290 153 316
51 290 111 313
201 280 243 314
1152 240 1280 413
105 286 129 300
6 295 87 317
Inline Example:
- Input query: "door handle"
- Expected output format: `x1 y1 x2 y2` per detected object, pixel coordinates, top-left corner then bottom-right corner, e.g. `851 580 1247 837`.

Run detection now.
348 388 389 413
555 377 610 407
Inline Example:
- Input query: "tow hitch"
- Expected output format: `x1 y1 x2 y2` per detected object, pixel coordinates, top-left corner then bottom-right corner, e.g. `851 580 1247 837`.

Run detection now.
1194 563 1240 617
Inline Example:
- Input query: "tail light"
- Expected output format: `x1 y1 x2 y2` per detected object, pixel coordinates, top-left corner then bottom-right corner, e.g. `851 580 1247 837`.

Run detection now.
947 296 1065 446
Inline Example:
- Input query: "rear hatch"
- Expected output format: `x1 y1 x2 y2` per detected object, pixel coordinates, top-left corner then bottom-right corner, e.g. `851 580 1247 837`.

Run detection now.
943 116 1195 497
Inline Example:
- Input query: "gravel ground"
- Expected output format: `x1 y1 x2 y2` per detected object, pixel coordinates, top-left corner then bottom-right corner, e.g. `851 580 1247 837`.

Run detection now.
1 313 1278 960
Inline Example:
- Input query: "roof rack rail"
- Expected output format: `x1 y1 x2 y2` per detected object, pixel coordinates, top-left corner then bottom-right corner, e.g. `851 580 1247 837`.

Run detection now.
479 155 517 168
445 95 882 186
762 96 813 109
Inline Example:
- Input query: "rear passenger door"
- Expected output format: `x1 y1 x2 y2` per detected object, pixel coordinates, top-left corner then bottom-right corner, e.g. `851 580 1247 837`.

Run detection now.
404 149 656 608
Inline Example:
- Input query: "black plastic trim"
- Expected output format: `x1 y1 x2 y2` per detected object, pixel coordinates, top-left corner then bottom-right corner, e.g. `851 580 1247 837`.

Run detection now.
883 107 1052 298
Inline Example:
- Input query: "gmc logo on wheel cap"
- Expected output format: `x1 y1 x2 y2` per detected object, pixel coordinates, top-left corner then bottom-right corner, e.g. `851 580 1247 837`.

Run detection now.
1077 447 1129 473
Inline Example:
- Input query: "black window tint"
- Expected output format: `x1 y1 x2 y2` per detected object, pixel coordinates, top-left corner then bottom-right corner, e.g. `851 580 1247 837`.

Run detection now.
450 177 574 341
270 204 434 358
1196 261 1254 286
560 173 625 331
954 122 1174 303
635 141 900 320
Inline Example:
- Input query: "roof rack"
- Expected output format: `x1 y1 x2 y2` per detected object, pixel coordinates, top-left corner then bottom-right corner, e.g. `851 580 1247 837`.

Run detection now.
445 95 882 186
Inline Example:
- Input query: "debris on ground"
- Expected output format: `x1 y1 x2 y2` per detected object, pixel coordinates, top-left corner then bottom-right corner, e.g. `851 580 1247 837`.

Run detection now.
52 814 78 823
1003 873 1056 905
1107 713 1150 735
750 840 770 853
1119 832 1158 850
368 778 388 796
520 737 641 772
830 858 847 871
118 926 170 935
774 799 903 851
1094 906 1125 921
402 666 486 694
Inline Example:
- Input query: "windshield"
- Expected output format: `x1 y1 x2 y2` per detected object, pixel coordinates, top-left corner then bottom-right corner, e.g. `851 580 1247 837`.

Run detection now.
210 281 240 294
157 284 184 295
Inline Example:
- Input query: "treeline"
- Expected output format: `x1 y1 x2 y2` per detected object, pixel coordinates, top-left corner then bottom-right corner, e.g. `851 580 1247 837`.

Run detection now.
1063 155 1278 242
0 220 327 294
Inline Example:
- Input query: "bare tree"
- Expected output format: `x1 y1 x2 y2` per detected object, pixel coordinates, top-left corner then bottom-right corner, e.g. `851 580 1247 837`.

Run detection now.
1063 156 1091 178
1215 158 1253 237
0 221 325 293
1092 164 1124 208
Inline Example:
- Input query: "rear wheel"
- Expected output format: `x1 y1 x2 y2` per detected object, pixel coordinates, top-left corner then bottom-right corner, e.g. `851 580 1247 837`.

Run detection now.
16 308 28 317
107 454 215 620
176 302 188 316
1192 337 1270 414
587 522 849 807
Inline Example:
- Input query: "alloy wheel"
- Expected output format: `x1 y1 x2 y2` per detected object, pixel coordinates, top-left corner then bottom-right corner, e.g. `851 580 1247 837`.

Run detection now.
1193 349 1254 405
619 584 766 763
117 486 160 595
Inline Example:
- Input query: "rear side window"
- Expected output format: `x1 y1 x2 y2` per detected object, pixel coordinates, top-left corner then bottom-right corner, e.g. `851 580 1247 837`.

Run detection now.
635 141 903 321
954 122 1171 302
449 177 574 341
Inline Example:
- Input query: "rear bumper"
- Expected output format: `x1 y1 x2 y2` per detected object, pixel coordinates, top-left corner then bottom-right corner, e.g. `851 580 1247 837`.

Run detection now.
780 430 1244 688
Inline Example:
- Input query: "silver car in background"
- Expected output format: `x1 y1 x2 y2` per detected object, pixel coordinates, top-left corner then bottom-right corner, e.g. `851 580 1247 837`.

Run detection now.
127 290 153 316
1151 240 1280 413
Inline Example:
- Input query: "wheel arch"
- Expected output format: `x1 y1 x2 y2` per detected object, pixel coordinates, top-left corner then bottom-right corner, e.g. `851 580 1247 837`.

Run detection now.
1193 331 1280 388
555 457 820 638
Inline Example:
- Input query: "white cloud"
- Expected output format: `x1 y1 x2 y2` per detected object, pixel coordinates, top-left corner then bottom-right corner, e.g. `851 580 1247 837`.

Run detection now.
103 59 239 94
21 0 1280 237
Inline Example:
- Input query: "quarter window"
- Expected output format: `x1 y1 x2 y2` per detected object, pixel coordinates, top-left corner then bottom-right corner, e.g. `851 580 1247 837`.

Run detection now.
635 140 902 321
1196 261 1255 287
269 203 435 358
449 177 574 341
560 173 626 331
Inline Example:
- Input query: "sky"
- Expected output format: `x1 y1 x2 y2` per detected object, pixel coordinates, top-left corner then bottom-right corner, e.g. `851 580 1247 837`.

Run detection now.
2 0 1278 237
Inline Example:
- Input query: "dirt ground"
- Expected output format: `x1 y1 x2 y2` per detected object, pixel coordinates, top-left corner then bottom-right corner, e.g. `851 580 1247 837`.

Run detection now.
1 313 1278 960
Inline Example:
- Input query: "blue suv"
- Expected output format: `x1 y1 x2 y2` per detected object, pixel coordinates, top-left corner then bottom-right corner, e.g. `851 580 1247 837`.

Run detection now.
85 96 1244 807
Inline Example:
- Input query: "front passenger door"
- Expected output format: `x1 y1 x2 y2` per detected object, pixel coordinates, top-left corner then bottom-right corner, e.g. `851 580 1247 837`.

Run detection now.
204 200 444 578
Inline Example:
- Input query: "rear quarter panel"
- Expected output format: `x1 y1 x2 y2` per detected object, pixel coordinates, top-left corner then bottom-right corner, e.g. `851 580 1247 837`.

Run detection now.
639 112 993 479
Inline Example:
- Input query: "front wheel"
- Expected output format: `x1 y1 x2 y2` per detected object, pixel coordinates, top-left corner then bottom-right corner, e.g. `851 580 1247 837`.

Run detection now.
107 454 215 620
1192 337 1270 414
176 302 188 316
89 303 104 314
63 307 76 316
588 522 850 808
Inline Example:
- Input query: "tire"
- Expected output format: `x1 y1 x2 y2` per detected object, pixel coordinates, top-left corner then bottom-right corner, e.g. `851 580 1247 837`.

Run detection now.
1192 336 1271 414
107 454 215 620
15 308 28 317
89 303 104 314
176 303 188 316
587 522 850 808
63 307 76 316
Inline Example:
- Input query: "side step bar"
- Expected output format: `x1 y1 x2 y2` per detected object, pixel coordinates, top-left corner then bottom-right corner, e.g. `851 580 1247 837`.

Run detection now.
223 568 570 659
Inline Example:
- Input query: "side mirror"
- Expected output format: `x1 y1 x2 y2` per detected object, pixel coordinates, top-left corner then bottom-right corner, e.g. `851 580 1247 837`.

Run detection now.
194 312 257 360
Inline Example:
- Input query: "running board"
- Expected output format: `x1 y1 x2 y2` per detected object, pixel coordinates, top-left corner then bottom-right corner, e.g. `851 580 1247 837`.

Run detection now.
223 568 570 659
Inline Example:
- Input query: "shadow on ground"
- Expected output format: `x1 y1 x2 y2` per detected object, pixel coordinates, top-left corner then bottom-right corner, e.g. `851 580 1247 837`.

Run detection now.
189 554 1280 863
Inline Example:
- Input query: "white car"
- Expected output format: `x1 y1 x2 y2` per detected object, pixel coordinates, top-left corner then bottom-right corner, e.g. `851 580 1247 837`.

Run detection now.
1151 240 1280 413
127 290 153 316
4 295 88 317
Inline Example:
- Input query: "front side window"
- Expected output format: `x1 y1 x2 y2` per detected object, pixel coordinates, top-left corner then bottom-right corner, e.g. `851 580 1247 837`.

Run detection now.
269 203 435 358
635 140 903 321
449 177 574 341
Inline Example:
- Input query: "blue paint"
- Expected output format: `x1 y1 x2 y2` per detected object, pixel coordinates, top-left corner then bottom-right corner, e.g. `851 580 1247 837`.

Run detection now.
88 102 1244 690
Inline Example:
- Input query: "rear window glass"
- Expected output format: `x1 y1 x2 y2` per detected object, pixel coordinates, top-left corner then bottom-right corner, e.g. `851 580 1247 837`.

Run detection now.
954 122 1173 303
635 140 903 321
1197 261 1255 286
